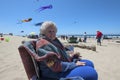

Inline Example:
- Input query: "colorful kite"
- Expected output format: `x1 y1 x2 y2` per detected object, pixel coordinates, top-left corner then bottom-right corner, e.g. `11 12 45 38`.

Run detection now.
36 4 53 12
17 18 32 24
21 18 32 22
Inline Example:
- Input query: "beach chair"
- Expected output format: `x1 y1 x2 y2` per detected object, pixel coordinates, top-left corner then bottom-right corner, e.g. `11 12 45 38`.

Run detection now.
18 40 84 80
18 40 59 80
18 40 39 80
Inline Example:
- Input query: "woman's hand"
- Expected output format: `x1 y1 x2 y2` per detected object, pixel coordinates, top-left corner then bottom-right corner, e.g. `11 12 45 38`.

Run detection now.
76 61 86 66
67 51 74 57
34 52 60 62
34 55 42 61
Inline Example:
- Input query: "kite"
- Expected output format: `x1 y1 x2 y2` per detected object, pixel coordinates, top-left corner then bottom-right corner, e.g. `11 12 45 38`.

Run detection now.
17 18 32 24
21 18 32 22
36 4 53 12
34 22 43 26
21 31 24 33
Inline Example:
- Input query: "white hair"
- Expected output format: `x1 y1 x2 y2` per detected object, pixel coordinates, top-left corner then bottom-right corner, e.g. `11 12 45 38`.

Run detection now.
40 21 57 35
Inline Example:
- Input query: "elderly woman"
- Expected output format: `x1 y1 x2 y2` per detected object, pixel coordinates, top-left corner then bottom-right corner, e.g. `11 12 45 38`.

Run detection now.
32 21 98 80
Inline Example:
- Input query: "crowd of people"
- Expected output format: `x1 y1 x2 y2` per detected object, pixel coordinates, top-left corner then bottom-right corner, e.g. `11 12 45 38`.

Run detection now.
59 31 103 45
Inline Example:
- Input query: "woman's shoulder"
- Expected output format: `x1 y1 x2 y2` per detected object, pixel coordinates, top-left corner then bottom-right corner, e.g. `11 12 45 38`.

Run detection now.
36 38 50 50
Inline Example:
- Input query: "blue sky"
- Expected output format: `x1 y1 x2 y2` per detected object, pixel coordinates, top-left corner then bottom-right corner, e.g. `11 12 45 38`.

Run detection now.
0 0 120 35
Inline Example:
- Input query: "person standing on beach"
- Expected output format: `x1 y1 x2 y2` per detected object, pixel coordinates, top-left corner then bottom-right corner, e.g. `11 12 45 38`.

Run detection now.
83 32 87 43
96 31 103 46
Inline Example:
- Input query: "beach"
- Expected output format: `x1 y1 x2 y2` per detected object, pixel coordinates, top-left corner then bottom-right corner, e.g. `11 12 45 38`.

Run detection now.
0 35 120 80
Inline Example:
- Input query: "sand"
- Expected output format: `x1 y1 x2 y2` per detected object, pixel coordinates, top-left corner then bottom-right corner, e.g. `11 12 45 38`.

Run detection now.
0 35 120 80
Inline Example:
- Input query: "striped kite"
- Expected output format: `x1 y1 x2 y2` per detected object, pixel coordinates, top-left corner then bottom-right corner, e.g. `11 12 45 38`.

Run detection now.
17 18 32 24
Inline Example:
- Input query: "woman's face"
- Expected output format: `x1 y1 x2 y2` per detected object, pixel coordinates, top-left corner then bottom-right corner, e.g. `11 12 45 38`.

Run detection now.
45 27 56 40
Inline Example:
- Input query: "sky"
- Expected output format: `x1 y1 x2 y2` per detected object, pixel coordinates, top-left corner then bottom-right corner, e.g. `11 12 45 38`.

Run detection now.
0 0 120 35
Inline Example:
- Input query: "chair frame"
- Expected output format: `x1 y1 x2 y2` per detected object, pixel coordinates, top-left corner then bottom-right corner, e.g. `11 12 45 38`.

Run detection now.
18 43 38 80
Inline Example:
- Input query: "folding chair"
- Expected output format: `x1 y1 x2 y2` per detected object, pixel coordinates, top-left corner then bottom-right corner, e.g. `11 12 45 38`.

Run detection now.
18 40 84 80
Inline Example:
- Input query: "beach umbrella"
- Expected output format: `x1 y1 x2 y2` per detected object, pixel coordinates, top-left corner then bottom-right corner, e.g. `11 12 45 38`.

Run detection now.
0 37 4 41
30 32 36 35
5 37 10 42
